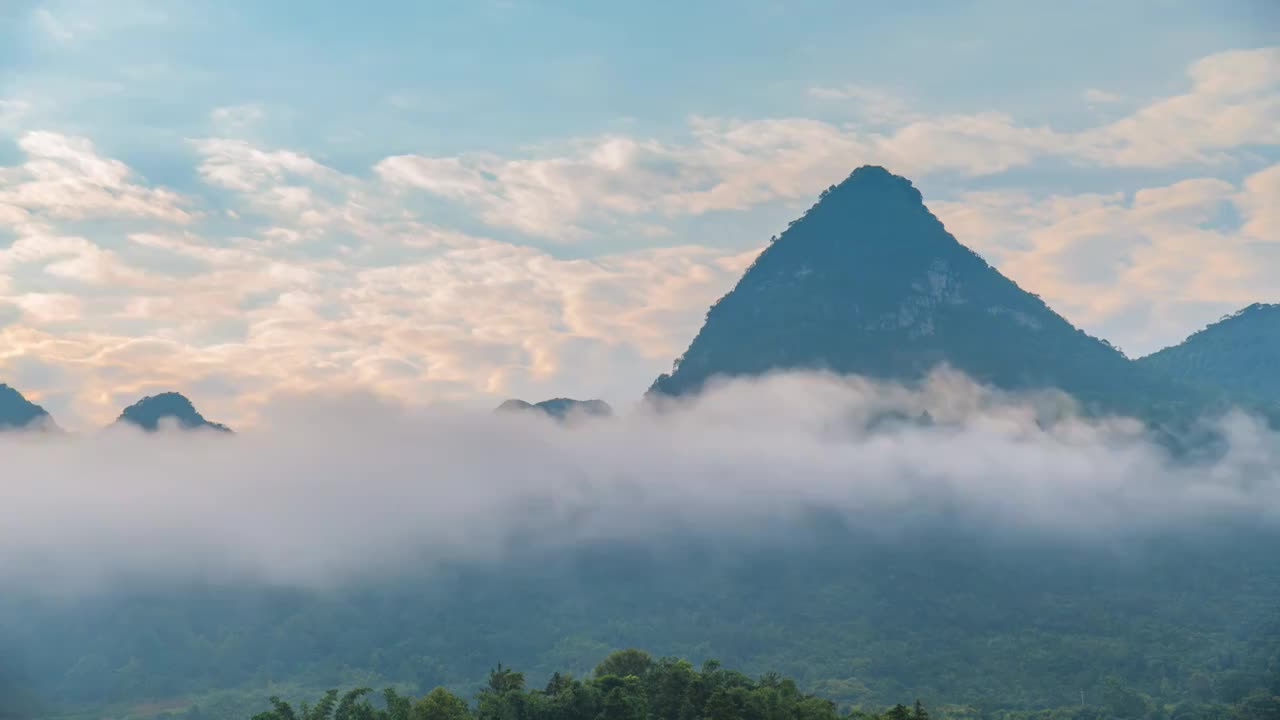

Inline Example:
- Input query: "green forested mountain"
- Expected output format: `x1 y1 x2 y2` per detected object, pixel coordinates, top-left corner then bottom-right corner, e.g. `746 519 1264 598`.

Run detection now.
248 652 862 720
496 398 614 420
115 392 233 433
7 171 1280 720
241 650 1280 720
0 382 56 431
8 528 1279 719
648 166 1204 426
1139 304 1280 407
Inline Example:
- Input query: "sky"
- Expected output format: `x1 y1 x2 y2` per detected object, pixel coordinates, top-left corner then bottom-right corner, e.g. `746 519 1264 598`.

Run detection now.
0 0 1278 430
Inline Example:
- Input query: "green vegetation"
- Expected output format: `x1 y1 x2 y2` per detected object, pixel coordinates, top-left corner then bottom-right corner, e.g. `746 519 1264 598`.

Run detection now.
9 531 1279 719
648 167 1205 425
241 653 882 720
7 168 1280 720
115 392 233 432
1139 304 1280 411
0 382 53 430
233 651 1279 720
645 166 1277 439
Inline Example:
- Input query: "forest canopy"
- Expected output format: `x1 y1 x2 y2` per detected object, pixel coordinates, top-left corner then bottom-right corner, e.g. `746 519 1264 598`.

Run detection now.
238 651 1280 720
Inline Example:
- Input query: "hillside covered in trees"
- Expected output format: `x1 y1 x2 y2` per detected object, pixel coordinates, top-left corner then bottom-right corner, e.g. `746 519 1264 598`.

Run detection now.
1138 304 1280 409
8 526 1278 720
647 167 1211 429
228 650 1278 720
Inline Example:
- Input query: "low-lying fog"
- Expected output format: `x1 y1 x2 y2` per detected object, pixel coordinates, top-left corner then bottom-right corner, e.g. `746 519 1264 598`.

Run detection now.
3 370 1277 593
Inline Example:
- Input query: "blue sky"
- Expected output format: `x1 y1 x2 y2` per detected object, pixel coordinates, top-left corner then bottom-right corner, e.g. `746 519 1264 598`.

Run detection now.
1 0 1278 428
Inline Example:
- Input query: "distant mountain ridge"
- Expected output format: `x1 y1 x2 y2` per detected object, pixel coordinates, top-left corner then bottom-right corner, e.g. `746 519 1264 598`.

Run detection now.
648 166 1205 425
115 392 232 433
0 383 56 431
1139 303 1280 408
496 397 613 420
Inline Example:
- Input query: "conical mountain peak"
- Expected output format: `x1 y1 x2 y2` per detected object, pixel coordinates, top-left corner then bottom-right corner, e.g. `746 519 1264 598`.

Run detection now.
828 165 924 200
748 165 969 281
846 164 895 179
649 167 1197 422
116 391 232 433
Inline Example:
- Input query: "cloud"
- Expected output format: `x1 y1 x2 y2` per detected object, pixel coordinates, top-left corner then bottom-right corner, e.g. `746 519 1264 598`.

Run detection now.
0 132 192 223
0 370 1275 594
192 138 334 194
26 0 171 44
9 293 82 324
0 99 31 131
807 84 919 124
191 138 401 245
372 118 866 238
1238 161 1280 240
930 163 1280 356
873 112 1061 176
376 136 696 239
1083 89 1122 104
1 46 1276 433
0 210 753 429
210 104 266 133
31 7 81 44
1189 46 1280 97
376 47 1278 240
0 229 147 286
1074 47 1280 166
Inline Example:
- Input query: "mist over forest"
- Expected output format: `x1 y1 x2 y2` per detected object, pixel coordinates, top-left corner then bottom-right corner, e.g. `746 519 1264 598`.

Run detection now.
2 6 1278 717
2 370 1277 592
2 372 1278 719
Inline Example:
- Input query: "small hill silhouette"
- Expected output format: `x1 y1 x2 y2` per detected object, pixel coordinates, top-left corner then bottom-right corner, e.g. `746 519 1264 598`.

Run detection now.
115 392 232 433
496 398 613 420
0 383 58 431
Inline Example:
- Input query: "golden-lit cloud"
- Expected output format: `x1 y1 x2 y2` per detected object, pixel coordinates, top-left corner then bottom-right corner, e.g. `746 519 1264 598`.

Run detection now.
0 47 1276 430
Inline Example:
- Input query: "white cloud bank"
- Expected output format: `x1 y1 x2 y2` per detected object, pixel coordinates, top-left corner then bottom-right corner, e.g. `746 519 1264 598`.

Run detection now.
1 371 1276 595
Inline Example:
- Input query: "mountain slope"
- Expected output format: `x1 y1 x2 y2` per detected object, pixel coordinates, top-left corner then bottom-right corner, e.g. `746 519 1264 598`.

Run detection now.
1139 303 1280 407
9 528 1277 713
0 383 57 431
649 166 1199 423
115 392 232 432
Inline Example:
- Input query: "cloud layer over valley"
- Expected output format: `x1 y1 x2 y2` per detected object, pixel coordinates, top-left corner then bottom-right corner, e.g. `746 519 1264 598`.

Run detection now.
3 371 1277 594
